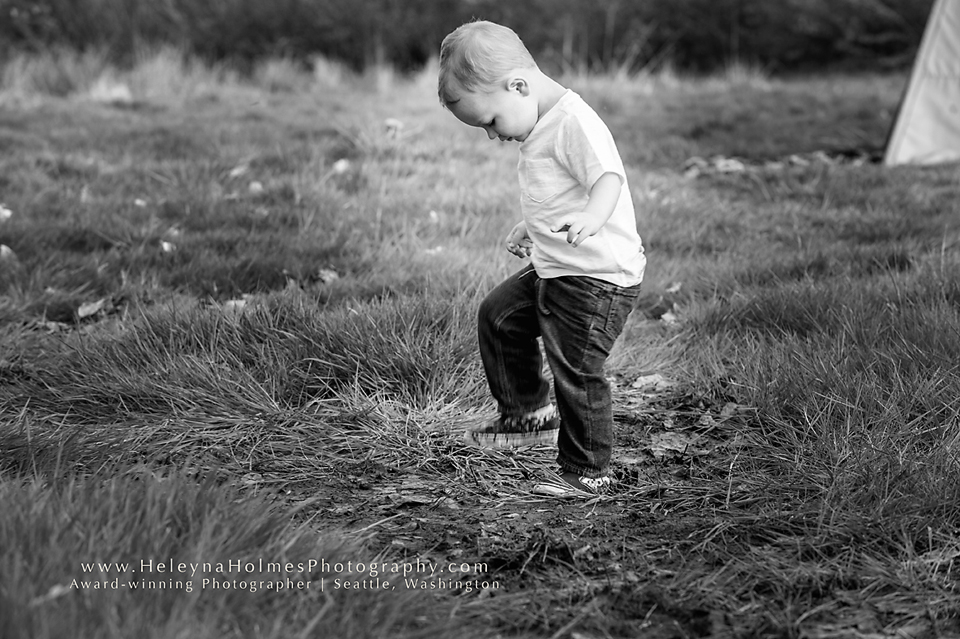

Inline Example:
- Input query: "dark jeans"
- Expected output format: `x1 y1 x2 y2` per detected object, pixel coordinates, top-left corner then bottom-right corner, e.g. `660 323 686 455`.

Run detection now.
477 264 641 478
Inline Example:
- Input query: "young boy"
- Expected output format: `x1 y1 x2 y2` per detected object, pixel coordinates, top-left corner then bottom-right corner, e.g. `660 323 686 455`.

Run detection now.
438 21 645 498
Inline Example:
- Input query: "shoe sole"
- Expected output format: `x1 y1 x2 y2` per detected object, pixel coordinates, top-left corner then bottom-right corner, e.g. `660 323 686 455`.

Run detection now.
532 474 615 498
463 428 559 449
531 482 594 498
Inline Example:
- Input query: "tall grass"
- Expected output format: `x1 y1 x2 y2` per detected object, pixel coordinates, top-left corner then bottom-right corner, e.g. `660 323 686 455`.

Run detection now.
0 468 455 639
10 288 485 421
0 47 110 97
0 45 353 106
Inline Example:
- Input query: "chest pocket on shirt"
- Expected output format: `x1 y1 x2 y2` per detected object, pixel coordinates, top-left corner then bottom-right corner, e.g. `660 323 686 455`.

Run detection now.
521 159 559 203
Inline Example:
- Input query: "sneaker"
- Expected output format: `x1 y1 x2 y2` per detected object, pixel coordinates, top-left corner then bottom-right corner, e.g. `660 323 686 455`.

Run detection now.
532 469 615 498
463 405 560 449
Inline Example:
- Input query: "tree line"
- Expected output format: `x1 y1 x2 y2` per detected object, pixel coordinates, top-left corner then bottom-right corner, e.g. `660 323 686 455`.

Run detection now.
0 0 936 74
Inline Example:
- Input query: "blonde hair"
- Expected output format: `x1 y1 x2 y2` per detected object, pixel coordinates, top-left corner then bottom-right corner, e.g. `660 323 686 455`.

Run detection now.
438 21 536 106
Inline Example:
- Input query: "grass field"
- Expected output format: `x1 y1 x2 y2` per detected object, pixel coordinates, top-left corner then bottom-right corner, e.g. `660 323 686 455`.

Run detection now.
2 50 960 638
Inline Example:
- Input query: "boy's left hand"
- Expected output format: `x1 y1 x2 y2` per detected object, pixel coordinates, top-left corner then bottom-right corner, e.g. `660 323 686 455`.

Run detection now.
550 214 603 247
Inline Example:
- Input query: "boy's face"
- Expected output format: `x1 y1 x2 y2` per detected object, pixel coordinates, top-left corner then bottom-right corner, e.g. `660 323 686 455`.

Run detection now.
446 78 539 142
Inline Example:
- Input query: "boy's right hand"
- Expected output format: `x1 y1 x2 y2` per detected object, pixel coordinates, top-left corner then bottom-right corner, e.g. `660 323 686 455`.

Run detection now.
505 221 533 259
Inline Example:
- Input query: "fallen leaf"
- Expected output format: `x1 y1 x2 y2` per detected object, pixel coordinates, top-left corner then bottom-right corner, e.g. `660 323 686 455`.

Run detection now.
223 299 247 312
384 118 405 137
316 268 339 283
241 473 263 485
697 413 717 428
632 373 674 391
88 78 133 105
645 431 710 460
77 298 107 319
437 497 460 510
720 402 754 419
714 157 746 172
29 583 72 607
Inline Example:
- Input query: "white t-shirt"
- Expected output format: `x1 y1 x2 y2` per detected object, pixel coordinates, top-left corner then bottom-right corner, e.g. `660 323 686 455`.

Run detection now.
518 90 645 287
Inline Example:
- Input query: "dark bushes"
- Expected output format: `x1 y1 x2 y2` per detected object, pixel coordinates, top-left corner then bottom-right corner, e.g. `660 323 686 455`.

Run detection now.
0 0 935 74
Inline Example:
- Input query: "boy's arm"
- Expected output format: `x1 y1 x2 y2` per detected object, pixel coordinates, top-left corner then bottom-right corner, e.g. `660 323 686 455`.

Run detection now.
550 171 622 247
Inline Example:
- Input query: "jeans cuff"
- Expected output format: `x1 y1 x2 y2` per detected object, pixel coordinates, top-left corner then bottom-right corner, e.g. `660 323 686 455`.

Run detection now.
557 458 608 479
500 403 554 419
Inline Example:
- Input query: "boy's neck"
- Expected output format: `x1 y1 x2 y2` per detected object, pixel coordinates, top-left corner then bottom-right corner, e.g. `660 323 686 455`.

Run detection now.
530 70 568 120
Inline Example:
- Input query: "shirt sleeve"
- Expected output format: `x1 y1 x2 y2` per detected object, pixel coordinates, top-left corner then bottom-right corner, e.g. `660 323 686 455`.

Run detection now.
554 110 627 193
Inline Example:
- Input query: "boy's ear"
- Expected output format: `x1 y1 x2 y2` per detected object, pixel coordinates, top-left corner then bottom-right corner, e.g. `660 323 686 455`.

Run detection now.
507 76 530 96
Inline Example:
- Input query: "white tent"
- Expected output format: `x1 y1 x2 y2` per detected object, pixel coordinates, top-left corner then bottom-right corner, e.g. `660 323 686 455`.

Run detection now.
883 0 960 166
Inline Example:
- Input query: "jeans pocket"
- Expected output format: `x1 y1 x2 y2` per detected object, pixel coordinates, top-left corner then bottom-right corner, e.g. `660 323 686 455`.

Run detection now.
602 286 641 336
536 278 551 316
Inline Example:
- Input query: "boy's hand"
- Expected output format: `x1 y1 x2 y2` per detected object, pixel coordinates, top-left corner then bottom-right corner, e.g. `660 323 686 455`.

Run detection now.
551 172 623 247
550 214 604 247
505 221 533 258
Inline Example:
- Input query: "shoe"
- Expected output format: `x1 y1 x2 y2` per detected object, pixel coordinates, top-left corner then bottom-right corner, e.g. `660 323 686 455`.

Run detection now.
463 405 560 449
532 469 614 498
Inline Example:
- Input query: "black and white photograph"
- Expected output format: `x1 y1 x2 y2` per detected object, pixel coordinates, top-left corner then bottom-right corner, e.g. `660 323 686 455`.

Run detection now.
1 0 959 637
